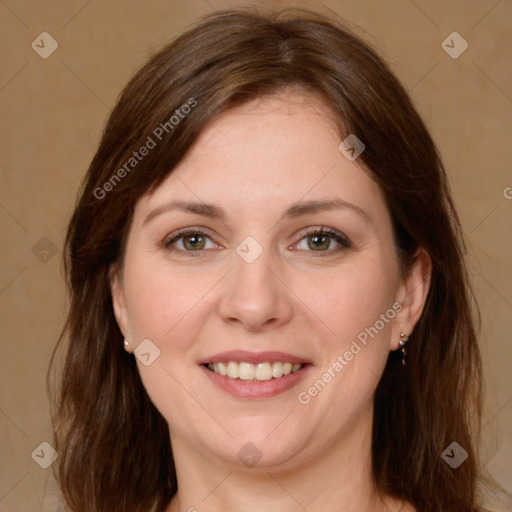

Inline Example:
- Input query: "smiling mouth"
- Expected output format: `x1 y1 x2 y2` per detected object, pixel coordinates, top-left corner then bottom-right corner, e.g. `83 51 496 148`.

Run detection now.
205 361 305 381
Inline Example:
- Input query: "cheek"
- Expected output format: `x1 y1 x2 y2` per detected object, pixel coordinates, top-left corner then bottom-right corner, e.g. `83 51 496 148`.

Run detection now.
123 259 214 346
294 258 397 348
122 262 215 431
292 256 397 413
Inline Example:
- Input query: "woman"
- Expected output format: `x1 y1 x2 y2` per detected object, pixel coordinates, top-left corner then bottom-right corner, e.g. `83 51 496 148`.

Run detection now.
49 6 489 512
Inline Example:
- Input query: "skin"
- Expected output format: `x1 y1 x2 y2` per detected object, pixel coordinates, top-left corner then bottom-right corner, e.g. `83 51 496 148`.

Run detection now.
111 91 431 512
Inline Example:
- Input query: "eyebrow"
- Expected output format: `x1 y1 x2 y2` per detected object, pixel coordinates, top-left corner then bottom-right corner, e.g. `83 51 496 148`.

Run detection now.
143 197 371 225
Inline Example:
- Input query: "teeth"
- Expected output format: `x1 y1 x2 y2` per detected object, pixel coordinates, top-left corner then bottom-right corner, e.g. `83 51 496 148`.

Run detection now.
227 361 239 379
255 362 272 381
239 362 255 381
272 361 283 378
218 361 228 376
207 361 304 380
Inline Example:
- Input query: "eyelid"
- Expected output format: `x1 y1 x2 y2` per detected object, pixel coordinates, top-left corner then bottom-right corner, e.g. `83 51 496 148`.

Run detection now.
163 226 221 248
299 226 350 244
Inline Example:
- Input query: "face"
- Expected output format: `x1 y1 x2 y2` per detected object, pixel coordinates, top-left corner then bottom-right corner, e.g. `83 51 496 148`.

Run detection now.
111 91 428 470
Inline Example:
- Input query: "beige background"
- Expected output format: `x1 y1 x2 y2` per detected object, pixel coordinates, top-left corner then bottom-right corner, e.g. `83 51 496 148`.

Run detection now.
0 0 510 510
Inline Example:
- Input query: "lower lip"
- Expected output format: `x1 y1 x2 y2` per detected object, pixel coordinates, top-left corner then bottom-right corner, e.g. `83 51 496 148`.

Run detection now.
199 364 312 399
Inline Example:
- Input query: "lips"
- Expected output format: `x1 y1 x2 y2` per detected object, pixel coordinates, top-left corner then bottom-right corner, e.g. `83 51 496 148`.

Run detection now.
198 350 313 399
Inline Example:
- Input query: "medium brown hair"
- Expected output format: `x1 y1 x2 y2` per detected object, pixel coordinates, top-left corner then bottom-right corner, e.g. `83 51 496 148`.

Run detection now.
49 6 485 511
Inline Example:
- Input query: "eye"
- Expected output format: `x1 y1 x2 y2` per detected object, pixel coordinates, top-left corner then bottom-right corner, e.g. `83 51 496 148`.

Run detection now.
164 228 220 255
163 226 351 257
293 227 351 256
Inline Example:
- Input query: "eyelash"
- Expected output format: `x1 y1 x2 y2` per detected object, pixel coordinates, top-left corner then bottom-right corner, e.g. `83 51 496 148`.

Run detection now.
163 226 351 258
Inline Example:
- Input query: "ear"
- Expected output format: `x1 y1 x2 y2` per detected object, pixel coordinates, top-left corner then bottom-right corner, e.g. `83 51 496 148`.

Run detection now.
390 247 432 350
109 264 133 349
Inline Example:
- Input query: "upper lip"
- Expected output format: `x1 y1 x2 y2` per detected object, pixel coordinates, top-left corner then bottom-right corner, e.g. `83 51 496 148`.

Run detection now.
198 350 312 365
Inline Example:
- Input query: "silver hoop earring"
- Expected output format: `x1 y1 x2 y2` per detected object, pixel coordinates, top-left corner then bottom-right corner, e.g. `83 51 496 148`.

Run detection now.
399 333 409 366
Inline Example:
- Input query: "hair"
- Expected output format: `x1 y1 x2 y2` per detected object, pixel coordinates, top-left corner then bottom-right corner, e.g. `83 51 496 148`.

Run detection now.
48 6 487 512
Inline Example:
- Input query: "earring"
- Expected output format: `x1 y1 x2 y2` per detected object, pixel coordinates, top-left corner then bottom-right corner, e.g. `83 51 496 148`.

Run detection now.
124 339 129 347
399 333 409 366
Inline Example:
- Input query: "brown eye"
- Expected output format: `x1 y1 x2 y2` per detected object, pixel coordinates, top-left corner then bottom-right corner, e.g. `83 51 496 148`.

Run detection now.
295 227 351 256
164 229 219 255
182 233 206 250
307 233 331 251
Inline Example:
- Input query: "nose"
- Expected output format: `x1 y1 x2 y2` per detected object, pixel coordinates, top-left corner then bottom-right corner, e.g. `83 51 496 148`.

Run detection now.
218 245 294 332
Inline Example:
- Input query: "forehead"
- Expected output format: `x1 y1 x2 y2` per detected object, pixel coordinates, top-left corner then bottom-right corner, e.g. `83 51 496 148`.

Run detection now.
139 92 387 223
